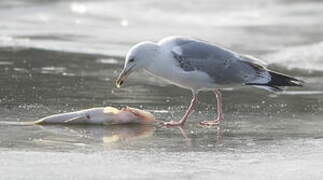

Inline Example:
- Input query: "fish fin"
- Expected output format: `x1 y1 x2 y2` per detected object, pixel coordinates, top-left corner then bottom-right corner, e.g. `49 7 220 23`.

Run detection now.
103 107 120 115
64 116 87 123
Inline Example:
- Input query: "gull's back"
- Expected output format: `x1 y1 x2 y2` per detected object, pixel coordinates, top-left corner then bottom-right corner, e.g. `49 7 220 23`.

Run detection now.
158 37 269 86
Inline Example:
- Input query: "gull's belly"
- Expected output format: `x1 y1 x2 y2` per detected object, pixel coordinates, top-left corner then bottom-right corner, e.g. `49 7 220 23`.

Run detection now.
147 67 223 91
171 70 217 90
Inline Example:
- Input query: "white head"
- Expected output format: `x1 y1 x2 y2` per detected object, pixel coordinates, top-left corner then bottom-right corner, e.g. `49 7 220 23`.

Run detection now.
116 41 159 87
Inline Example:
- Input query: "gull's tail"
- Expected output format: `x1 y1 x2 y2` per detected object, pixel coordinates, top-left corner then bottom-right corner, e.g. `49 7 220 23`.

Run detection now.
246 70 304 92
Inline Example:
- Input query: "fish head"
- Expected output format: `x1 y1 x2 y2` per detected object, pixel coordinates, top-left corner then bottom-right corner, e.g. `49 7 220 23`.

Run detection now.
122 106 155 124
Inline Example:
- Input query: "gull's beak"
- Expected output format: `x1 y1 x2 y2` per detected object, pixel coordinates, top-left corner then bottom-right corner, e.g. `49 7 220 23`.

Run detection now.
116 64 135 88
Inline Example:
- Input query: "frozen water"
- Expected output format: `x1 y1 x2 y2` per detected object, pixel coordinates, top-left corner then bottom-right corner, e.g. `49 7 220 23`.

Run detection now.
1 0 323 179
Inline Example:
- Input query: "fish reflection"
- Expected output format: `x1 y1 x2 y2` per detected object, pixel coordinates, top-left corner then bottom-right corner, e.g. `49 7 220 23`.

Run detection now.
102 125 155 143
36 124 156 146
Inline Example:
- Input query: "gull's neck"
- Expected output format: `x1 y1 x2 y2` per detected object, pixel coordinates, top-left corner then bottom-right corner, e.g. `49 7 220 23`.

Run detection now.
144 46 180 82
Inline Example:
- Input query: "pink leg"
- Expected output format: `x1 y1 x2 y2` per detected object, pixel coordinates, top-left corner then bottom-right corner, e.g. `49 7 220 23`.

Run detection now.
200 89 224 126
163 95 198 127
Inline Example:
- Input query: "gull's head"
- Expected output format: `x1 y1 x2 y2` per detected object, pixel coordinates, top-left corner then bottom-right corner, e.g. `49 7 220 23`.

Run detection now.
116 41 159 88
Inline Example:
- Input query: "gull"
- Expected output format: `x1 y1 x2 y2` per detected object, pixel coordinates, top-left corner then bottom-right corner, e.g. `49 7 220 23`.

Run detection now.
116 36 304 127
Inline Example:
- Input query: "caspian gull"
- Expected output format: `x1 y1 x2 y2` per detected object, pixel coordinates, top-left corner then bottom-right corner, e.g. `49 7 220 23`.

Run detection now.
116 36 304 127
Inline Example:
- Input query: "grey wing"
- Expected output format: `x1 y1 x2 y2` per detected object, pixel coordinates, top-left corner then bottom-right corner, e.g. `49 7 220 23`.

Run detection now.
170 38 266 84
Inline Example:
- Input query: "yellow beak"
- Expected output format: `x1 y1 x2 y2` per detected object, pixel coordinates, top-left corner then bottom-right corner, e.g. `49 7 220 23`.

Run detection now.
115 65 135 88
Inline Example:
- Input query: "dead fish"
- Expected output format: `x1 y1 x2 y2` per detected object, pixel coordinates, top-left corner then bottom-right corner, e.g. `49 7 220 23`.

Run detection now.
34 106 155 125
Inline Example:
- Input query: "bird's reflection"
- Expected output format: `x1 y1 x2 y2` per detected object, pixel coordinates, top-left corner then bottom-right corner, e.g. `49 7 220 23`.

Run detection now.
160 122 223 144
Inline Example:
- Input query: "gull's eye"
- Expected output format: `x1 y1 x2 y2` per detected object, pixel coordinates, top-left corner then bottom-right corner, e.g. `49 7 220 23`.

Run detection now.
129 58 135 63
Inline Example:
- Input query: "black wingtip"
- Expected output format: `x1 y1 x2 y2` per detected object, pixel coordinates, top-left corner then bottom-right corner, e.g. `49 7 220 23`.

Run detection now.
268 71 304 87
245 71 304 91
